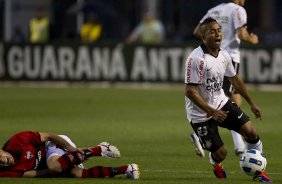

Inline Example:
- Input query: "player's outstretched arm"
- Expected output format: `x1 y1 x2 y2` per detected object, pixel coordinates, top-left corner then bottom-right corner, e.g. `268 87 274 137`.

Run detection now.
228 75 262 119
22 169 51 177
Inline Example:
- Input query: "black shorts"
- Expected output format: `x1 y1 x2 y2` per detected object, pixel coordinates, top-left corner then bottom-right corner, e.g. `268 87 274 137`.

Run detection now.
223 62 240 97
190 100 249 152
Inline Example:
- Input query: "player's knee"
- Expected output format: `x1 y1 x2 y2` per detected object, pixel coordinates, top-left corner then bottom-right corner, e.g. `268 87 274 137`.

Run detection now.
69 167 83 178
244 126 258 141
247 130 258 141
240 121 258 141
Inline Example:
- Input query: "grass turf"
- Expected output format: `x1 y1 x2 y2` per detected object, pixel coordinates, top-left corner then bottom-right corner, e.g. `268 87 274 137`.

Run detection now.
0 86 281 184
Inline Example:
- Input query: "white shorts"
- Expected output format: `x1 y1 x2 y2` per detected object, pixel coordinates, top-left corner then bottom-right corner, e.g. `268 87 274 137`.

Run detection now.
45 135 84 168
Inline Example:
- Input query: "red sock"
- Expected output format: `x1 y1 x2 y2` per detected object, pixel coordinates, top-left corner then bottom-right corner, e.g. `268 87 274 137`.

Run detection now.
89 146 102 156
81 165 128 178
83 146 102 158
82 166 113 178
58 151 85 171
117 165 128 174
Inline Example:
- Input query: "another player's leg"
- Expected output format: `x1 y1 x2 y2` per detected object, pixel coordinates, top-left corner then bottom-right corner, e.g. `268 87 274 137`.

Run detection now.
231 130 246 156
70 163 140 179
189 132 205 157
230 93 242 107
239 121 272 182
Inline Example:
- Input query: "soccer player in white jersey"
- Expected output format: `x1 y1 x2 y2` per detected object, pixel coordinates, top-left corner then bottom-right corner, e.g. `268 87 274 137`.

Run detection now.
184 17 271 182
191 0 259 157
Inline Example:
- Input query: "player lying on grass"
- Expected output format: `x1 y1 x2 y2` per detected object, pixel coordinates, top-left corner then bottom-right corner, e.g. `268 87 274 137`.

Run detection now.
0 131 139 179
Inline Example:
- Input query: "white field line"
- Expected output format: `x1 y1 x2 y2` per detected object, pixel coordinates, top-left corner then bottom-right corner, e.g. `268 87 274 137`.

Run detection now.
0 81 282 91
142 169 282 175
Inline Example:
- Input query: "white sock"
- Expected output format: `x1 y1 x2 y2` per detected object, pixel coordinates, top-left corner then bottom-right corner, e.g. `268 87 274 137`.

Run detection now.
231 130 246 150
209 152 220 166
246 139 263 152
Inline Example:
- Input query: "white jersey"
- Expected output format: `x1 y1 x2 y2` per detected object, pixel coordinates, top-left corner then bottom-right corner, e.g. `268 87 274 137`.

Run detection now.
200 3 247 63
184 44 236 123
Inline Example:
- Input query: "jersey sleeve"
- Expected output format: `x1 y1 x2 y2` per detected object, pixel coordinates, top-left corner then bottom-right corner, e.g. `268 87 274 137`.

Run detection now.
233 7 247 29
23 131 42 146
184 53 205 84
3 131 41 151
12 131 42 147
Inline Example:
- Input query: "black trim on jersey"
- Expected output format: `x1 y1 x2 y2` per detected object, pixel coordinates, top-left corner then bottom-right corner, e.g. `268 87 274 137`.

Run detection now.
200 44 221 56
185 83 199 86
200 44 209 54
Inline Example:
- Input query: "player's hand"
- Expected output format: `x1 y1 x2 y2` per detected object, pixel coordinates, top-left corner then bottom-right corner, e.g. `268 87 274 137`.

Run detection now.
250 33 259 44
251 104 262 120
212 110 229 123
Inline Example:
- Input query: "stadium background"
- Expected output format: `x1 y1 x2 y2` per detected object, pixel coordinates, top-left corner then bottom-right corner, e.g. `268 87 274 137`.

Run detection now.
1 0 282 44
0 0 281 183
0 0 282 84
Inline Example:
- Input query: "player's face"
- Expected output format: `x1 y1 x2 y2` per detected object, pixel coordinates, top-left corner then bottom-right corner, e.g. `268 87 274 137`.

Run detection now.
202 22 222 51
0 150 14 167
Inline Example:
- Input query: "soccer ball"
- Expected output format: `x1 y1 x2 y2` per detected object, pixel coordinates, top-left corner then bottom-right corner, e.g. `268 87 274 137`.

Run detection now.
239 149 267 176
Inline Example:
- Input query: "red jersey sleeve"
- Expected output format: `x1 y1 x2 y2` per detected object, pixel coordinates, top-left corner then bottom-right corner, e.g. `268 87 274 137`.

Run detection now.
17 131 41 146
4 131 42 149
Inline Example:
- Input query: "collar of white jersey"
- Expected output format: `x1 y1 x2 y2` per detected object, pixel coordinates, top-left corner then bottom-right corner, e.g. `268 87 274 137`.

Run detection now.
200 43 221 54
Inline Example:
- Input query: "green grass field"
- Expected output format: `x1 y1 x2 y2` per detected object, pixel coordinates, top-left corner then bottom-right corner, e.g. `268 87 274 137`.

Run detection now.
0 86 281 184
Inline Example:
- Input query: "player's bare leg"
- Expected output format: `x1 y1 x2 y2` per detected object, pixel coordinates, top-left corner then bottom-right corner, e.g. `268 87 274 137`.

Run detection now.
231 94 242 106
231 130 246 156
239 121 262 152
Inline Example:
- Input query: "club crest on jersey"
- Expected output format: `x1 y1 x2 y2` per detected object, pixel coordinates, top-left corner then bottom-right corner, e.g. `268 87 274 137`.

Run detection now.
25 151 34 159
